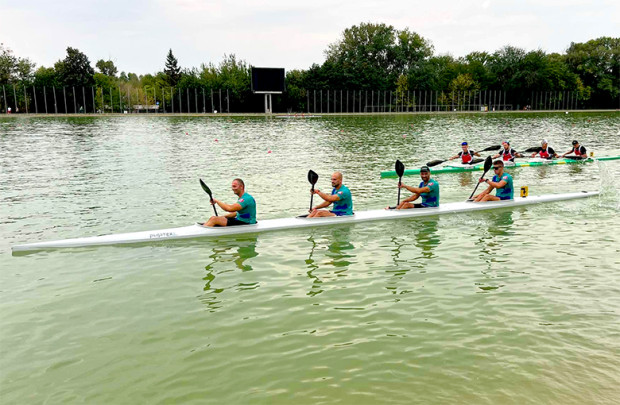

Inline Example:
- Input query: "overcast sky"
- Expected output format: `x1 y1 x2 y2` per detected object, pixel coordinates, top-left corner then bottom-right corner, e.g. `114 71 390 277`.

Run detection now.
1 0 618 75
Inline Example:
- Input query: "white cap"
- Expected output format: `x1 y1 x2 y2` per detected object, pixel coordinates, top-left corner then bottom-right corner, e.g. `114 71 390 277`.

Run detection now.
541 139 548 146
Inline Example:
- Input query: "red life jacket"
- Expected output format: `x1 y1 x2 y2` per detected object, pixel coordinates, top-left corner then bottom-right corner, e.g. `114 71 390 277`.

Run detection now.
573 146 586 156
460 149 474 163
539 147 550 158
500 148 515 161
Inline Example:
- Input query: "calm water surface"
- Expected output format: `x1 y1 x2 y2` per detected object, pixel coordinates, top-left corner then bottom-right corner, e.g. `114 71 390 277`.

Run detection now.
1 112 620 404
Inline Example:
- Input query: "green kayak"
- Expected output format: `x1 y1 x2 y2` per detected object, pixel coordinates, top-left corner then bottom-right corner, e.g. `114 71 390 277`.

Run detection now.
380 156 620 178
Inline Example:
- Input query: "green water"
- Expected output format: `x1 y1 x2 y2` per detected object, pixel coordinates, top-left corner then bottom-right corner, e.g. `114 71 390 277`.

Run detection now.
1 112 620 404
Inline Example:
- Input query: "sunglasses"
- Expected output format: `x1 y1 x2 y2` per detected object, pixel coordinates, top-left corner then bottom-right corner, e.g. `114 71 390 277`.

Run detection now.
493 167 501 170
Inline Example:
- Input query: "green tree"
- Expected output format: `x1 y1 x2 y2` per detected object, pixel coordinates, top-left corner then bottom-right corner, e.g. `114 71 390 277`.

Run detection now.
55 47 95 87
283 69 307 111
565 37 620 107
164 49 181 86
488 45 527 90
461 51 494 89
395 74 410 107
441 73 480 108
0 43 36 84
395 28 434 74
199 54 251 111
96 59 118 77
33 66 59 87
325 22 400 89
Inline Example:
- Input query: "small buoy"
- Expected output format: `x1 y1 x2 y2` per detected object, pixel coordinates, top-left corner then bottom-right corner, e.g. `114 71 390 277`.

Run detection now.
565 111 569 114
214 139 218 142
267 150 272 153
402 134 407 138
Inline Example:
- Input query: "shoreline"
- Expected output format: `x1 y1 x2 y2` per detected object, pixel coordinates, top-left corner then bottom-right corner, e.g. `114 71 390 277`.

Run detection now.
0 109 618 118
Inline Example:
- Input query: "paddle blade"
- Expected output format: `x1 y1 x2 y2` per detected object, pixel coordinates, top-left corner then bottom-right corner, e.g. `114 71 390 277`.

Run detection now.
199 178 213 198
482 155 493 172
524 147 540 153
199 178 218 216
426 159 445 167
395 160 405 178
480 145 501 152
308 170 319 185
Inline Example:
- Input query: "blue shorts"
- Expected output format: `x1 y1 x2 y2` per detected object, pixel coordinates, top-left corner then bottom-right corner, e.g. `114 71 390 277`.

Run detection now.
498 195 512 201
330 211 350 216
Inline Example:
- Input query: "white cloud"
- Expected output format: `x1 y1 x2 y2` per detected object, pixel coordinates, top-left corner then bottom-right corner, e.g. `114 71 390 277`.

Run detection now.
0 0 617 74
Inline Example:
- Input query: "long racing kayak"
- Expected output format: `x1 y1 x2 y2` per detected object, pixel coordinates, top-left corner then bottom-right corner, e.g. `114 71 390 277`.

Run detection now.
380 156 620 178
12 191 598 252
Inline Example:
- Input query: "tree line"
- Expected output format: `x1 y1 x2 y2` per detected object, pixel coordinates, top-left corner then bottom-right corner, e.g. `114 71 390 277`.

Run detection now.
1 23 618 113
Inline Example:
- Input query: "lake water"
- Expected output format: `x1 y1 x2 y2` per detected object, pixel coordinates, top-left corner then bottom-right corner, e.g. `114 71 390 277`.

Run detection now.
1 112 619 404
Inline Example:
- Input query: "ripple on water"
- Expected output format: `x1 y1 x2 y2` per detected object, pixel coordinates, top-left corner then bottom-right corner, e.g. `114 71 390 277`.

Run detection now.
1 114 620 404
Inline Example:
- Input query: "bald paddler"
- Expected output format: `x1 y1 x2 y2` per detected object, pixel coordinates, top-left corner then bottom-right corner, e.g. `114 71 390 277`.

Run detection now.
473 160 514 202
530 139 557 159
203 178 256 227
492 141 522 162
391 166 439 209
308 171 353 217
448 142 481 164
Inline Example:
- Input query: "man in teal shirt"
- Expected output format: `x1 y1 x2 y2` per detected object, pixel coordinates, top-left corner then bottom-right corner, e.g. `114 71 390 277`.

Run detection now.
203 178 257 226
392 166 439 209
473 160 514 202
308 172 353 217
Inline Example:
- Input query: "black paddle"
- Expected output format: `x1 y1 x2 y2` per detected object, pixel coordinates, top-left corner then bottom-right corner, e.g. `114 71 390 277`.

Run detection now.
298 170 320 218
562 155 588 160
467 156 493 201
480 145 502 152
518 146 543 154
199 178 219 216
426 145 500 167
396 160 405 206
308 170 319 211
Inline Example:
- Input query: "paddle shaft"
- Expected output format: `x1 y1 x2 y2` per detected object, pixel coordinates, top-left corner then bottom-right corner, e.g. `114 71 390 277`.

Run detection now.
468 157 493 200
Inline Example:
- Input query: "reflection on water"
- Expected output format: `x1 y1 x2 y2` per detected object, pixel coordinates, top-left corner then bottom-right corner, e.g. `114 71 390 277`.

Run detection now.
200 236 259 311
456 172 476 187
413 219 440 259
476 209 515 252
474 209 515 292
385 218 440 297
304 227 356 297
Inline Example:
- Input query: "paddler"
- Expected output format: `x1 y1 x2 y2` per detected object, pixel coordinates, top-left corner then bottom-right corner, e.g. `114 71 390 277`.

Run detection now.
473 160 514 202
530 139 558 159
391 166 439 209
560 140 588 159
447 142 481 164
308 171 353 217
492 141 522 162
203 178 257 226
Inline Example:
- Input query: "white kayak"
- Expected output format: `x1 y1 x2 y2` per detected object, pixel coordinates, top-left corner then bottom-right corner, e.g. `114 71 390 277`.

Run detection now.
12 191 598 252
